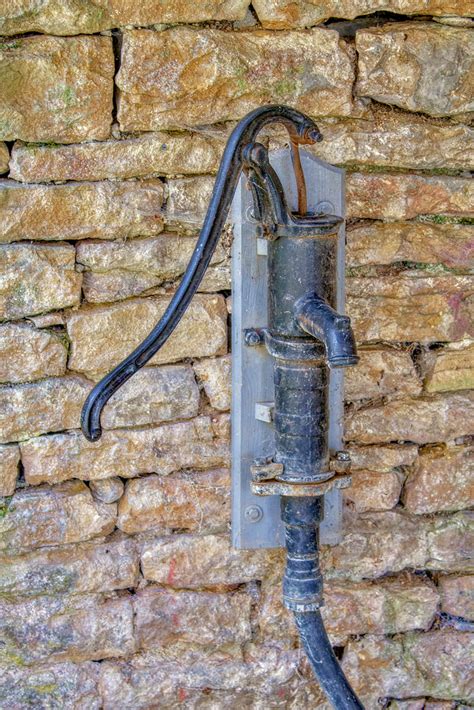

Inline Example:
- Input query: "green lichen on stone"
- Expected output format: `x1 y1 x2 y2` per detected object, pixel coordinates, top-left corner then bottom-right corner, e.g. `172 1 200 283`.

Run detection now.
417 214 474 225
0 497 13 519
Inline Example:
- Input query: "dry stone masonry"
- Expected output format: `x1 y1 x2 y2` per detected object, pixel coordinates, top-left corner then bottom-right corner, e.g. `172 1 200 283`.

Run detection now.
0 2 472 707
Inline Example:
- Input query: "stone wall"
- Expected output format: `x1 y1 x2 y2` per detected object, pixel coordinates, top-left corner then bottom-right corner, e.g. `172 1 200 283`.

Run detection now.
0 2 473 708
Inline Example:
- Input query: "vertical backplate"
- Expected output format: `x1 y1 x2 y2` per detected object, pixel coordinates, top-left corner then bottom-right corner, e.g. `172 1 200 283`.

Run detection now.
231 148 345 549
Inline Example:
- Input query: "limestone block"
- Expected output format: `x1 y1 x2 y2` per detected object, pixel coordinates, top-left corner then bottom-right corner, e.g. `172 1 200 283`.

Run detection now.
438 575 474 619
424 342 474 393
347 444 418 472
0 143 8 174
89 478 124 504
426 511 473 573
0 444 19 496
194 355 231 411
345 348 421 402
344 469 402 512
0 323 67 383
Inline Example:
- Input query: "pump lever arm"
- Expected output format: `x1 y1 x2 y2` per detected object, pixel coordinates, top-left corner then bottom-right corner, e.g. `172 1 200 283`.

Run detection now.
81 105 322 442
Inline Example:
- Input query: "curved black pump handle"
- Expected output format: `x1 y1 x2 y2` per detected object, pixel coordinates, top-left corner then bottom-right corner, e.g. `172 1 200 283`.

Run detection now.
81 105 322 442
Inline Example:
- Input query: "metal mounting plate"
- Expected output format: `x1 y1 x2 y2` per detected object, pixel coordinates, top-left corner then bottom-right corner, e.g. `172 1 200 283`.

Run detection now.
231 148 345 549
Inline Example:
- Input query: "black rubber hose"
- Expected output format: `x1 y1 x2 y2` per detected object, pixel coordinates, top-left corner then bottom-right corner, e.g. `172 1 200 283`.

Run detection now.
294 610 364 709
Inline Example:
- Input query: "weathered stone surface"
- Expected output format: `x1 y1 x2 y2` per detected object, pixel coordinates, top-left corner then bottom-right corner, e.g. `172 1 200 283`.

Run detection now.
348 444 418 472
21 416 230 485
0 592 134 666
426 511 473 574
117 469 230 534
0 35 113 143
117 28 354 132
347 222 474 271
0 143 8 174
0 179 164 243
439 575 474 619
342 631 473 706
0 0 250 36
356 23 474 118
89 478 124 504
344 470 402 512
0 243 82 320
404 445 473 514
0 376 89 444
253 0 472 28
0 323 67 384
141 532 279 587
194 355 231 411
0 661 100 709
346 392 474 445
166 176 214 228
10 132 222 182
134 587 251 653
77 235 228 303
67 294 227 380
0 535 138 597
346 173 474 221
0 444 19 496
0 480 116 554
347 273 473 343
424 341 474 393
345 348 420 402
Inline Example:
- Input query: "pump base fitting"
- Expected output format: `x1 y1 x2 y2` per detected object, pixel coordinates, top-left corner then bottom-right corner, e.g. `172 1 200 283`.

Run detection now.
251 471 351 497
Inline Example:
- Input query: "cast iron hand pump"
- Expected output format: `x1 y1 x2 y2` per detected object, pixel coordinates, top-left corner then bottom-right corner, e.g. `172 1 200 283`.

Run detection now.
81 105 363 710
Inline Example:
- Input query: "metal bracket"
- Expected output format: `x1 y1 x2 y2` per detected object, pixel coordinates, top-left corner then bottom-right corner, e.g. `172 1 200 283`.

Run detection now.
231 148 345 549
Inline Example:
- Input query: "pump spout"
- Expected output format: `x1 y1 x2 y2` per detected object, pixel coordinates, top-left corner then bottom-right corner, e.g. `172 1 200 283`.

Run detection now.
295 294 359 369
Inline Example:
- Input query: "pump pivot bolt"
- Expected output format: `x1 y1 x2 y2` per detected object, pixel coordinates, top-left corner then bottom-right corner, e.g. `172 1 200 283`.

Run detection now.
244 328 264 346
244 505 264 523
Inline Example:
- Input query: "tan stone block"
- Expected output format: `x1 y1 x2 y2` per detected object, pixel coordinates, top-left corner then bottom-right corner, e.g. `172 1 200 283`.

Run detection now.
0 444 19 496
0 376 90 444
404 445 474 514
134 587 251 653
346 392 474 445
0 535 139 596
348 444 418 472
194 355 231 411
344 470 402 512
21 416 230 485
342 631 473 707
356 23 474 118
0 0 250 35
0 143 8 174
424 342 474 393
346 173 474 221
347 222 474 271
439 575 474 619
166 176 214 228
89 478 124 504
0 323 67 384
67 294 227 380
0 35 113 143
345 347 421 402
0 592 134 666
117 469 230 534
0 243 82 320
347 273 473 343
117 28 354 132
427 511 473 573
0 480 116 554
0 179 164 243
10 132 222 182
253 0 472 28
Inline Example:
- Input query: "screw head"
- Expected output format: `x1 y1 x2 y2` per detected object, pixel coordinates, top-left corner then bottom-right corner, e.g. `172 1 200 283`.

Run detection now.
244 329 263 347
244 505 264 523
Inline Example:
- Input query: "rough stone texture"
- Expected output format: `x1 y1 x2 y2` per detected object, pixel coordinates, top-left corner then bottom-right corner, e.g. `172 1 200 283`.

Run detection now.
0 376 89 444
345 347 421 402
10 132 222 182
0 592 134 666
356 23 474 118
0 444 19 496
0 323 67 384
117 469 230 534
0 0 251 35
347 222 474 271
348 444 418 472
21 416 230 484
67 294 227 380
347 273 473 343
134 587 251 654
252 0 473 28
0 243 82 321
194 355 231 411
426 512 473 574
346 173 474 221
403 445 473 514
346 392 474 445
166 176 214 229
76 235 229 303
0 179 164 243
342 631 473 706
0 535 139 597
89 478 124 504
424 342 474 393
344 469 402 512
439 575 474 619
0 480 116 554
0 143 8 174
0 35 114 143
117 28 354 131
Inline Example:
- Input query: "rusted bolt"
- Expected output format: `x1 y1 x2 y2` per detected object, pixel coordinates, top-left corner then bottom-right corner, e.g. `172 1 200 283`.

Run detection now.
244 505 264 523
244 328 263 346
